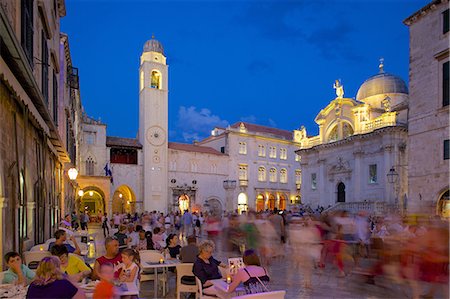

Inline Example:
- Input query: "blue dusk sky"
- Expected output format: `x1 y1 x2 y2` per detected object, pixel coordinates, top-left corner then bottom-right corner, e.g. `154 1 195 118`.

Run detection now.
62 0 427 143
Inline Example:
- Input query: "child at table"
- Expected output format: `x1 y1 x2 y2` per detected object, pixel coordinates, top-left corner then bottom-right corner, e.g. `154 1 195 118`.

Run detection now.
119 249 140 287
2 251 35 285
93 263 117 299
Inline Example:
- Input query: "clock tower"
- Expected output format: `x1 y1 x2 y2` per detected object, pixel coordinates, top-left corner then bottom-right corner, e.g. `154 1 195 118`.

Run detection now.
138 37 169 213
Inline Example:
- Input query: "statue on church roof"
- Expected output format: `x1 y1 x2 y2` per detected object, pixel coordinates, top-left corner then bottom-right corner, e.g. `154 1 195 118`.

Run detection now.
334 79 344 99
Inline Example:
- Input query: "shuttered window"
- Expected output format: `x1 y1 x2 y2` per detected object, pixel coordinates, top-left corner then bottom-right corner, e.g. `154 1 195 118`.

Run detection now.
21 0 34 66
443 61 449 107
41 31 49 104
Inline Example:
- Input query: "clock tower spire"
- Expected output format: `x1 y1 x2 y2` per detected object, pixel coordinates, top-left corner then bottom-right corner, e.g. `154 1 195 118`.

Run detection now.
139 36 169 213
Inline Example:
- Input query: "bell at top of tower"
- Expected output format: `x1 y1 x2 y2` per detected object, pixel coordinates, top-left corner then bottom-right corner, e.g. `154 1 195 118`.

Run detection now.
143 36 164 55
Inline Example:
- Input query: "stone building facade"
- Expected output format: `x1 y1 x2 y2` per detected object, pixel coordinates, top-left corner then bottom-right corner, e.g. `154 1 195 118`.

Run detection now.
78 38 302 216
0 0 82 266
295 67 409 213
404 0 450 216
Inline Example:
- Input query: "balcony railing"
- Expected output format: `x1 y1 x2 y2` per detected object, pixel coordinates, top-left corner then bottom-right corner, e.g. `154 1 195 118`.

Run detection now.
324 201 399 215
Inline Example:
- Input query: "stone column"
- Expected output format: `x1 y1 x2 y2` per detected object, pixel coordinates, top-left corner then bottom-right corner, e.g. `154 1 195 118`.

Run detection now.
353 147 363 202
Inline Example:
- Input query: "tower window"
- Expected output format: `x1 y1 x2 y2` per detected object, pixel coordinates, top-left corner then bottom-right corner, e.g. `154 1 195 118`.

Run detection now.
151 70 161 89
86 157 95 175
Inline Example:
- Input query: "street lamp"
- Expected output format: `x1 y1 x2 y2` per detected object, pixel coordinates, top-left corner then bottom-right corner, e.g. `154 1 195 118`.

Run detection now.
386 167 398 184
387 167 399 211
68 168 78 181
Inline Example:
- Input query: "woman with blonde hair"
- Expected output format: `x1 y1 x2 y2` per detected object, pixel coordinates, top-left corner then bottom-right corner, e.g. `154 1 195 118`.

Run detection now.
26 256 86 299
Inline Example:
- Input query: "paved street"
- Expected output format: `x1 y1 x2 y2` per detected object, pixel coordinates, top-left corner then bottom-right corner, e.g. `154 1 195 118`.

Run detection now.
87 224 426 299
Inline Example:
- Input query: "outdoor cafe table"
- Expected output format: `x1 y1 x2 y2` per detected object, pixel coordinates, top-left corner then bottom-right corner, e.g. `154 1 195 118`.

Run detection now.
141 259 180 298
0 284 27 298
79 281 139 298
210 278 246 298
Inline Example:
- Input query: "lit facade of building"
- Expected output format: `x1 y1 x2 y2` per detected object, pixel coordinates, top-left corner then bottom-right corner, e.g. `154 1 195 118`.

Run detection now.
295 66 409 213
79 38 302 216
0 0 83 263
404 0 449 216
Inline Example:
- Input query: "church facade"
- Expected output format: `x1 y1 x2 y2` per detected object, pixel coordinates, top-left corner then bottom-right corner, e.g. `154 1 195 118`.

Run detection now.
296 64 409 213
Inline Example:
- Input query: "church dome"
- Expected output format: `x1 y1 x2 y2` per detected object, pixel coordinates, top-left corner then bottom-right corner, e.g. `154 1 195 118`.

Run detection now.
143 37 164 55
356 71 408 101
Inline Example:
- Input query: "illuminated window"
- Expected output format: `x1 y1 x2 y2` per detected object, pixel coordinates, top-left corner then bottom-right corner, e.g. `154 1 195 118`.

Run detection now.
150 70 161 89
280 148 287 160
328 125 338 142
258 166 266 181
239 142 247 154
295 169 302 184
295 153 301 162
369 164 377 183
269 146 277 158
280 168 287 183
269 168 277 182
258 145 266 157
140 70 144 91
343 123 354 138
238 164 248 180
311 173 317 190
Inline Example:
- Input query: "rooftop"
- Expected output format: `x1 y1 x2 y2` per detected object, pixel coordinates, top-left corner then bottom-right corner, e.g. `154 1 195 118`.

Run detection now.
168 142 226 155
230 122 293 140
106 136 143 149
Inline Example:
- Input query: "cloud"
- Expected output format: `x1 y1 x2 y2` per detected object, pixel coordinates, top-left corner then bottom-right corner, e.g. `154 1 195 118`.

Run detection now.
268 118 277 127
177 106 229 142
235 1 361 61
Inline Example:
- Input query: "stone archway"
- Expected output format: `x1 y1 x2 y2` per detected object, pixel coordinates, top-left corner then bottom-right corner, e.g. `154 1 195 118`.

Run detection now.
78 186 106 221
279 193 287 211
112 185 137 214
437 189 449 218
337 182 346 203
268 194 276 211
256 194 265 212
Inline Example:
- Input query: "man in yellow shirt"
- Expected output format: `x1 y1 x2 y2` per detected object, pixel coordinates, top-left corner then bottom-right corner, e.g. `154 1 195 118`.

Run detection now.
50 244 91 282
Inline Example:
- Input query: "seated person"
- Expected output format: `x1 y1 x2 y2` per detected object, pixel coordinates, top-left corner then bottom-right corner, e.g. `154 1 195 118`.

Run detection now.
152 227 164 250
2 252 35 285
179 235 199 263
193 240 227 296
114 225 129 252
48 229 81 255
50 244 91 282
93 237 123 280
165 233 181 258
26 256 85 299
226 249 270 295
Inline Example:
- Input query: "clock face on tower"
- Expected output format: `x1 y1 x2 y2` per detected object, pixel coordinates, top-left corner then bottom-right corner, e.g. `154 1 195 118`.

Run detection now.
146 125 166 146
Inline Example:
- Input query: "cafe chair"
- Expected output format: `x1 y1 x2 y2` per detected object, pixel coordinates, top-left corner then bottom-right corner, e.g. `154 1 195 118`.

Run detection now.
175 263 197 299
231 290 286 299
29 244 48 252
139 250 167 295
23 251 51 270
195 277 216 299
